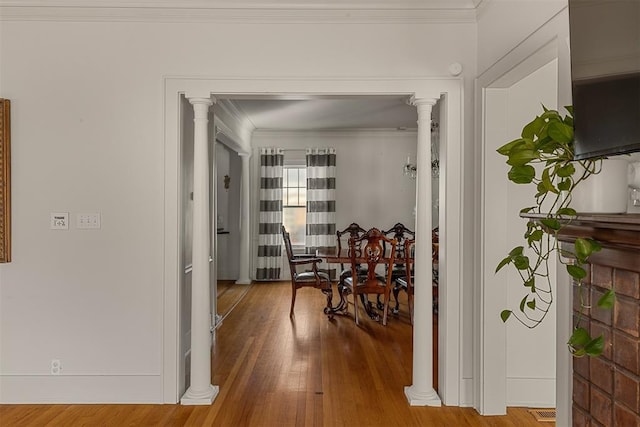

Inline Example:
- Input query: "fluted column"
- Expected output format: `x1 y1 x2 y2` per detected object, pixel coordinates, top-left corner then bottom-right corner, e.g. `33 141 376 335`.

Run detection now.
236 152 252 285
181 96 219 405
405 97 441 406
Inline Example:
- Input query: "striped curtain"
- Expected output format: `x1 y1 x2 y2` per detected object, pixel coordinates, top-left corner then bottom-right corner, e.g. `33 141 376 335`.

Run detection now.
256 148 284 281
305 148 337 279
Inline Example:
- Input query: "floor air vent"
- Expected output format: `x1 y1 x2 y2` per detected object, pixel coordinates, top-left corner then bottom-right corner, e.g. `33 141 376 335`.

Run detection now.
528 408 556 423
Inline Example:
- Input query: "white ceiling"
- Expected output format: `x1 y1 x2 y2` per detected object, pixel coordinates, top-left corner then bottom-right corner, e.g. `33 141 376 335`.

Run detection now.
227 96 419 131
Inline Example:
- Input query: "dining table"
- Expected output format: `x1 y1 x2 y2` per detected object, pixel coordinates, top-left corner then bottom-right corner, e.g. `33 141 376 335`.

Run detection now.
315 246 412 320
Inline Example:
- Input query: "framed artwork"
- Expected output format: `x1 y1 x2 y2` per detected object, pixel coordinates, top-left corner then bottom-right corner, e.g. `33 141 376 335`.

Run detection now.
0 99 10 263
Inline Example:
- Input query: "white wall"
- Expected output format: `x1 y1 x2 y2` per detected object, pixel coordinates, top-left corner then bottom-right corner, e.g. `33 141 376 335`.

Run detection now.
252 130 418 239
476 0 566 76
475 1 573 417
503 59 558 407
0 16 475 403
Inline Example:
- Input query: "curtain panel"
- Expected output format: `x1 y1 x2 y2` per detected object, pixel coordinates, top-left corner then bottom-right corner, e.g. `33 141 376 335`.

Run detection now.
256 148 284 281
305 148 337 279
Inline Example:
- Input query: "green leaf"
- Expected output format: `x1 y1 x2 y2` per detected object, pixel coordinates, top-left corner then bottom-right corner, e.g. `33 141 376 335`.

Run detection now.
541 218 561 231
588 239 602 253
597 290 616 309
500 310 512 322
557 207 577 216
508 165 536 184
520 206 536 214
495 256 511 273
519 295 528 312
548 120 573 143
567 264 587 280
557 163 576 177
513 255 530 270
496 138 525 156
522 116 545 140
557 179 571 191
527 230 544 244
584 335 605 357
506 149 538 167
526 300 536 310
568 327 590 346
524 277 535 288
541 168 559 194
574 238 593 261
509 246 524 257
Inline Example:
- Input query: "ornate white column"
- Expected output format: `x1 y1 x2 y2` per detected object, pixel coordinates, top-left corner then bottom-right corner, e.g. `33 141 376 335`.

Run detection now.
405 97 441 406
235 152 252 285
181 96 219 405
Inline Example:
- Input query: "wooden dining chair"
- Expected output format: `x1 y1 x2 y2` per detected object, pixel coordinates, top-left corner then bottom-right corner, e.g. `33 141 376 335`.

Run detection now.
394 238 415 324
381 223 415 311
394 228 439 324
342 228 397 325
335 222 367 293
281 225 334 319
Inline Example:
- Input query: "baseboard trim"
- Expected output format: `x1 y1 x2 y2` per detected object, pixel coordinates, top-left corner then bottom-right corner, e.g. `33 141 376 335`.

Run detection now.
0 374 163 403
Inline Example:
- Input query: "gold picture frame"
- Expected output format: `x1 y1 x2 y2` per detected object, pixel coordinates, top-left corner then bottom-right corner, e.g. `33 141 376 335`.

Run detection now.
0 99 11 262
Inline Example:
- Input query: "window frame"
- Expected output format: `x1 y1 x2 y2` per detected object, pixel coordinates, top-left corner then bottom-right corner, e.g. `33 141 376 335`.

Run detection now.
282 165 307 251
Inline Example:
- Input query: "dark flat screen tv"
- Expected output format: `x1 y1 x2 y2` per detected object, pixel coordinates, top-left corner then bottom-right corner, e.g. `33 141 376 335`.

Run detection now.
568 0 640 160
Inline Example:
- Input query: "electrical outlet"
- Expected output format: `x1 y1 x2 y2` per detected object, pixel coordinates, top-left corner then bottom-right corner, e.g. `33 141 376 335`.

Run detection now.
50 212 69 230
50 359 62 375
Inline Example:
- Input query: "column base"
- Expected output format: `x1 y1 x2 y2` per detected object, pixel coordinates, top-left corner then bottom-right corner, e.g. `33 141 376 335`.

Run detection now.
234 278 252 285
404 385 442 407
180 384 219 405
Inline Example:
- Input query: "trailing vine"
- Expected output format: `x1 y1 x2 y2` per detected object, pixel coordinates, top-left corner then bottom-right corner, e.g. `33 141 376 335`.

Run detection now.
495 105 615 357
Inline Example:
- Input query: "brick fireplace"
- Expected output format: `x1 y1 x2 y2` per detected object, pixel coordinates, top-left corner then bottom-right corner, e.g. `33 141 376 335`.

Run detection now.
558 214 640 426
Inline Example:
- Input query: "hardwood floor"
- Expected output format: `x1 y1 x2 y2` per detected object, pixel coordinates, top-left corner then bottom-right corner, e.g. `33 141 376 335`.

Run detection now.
0 282 553 426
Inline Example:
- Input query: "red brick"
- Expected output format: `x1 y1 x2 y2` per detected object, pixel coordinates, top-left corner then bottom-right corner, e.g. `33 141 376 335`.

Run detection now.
614 369 640 414
575 374 591 411
591 357 614 394
613 331 640 375
591 386 613 426
614 402 640 427
615 269 640 300
573 405 592 427
614 295 640 338
593 264 613 290
575 353 591 380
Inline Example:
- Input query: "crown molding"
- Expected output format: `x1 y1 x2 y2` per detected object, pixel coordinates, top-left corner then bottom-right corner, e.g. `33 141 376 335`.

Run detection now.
0 2 478 23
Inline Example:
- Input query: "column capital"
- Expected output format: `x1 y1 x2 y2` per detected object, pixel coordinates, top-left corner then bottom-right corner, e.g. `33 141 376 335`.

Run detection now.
238 152 252 158
187 96 214 106
408 96 438 107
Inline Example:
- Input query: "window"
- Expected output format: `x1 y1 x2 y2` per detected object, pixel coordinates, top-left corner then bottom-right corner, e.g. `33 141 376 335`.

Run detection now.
283 166 307 246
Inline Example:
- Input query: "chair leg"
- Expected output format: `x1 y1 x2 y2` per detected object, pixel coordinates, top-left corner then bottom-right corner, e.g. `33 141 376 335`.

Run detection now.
321 285 334 320
382 291 390 326
290 284 297 318
392 287 401 314
408 294 414 325
353 292 359 325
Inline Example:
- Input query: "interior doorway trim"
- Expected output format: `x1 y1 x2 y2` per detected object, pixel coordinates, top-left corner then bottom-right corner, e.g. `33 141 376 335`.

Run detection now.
163 76 464 405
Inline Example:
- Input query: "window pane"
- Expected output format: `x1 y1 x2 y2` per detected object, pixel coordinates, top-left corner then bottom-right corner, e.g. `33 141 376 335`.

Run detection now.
283 207 306 246
287 168 298 187
299 187 307 205
298 168 307 187
287 188 298 206
283 170 288 188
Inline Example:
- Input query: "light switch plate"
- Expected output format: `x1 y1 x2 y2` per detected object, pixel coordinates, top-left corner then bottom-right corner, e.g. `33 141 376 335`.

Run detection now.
77 213 101 229
50 212 69 230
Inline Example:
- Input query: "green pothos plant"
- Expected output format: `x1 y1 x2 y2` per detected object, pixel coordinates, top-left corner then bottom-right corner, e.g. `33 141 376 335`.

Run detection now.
495 105 615 358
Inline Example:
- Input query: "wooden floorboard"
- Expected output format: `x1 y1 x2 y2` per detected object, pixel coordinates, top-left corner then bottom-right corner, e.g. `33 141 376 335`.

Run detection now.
0 281 553 426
